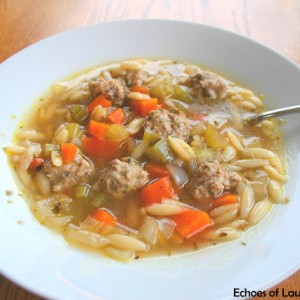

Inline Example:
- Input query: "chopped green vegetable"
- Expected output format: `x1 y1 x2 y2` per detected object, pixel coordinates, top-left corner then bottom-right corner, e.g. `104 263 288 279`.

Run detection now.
74 184 91 200
145 138 175 163
70 105 88 124
43 143 57 157
150 77 173 99
164 99 190 112
150 84 167 99
143 128 160 144
173 85 193 104
65 123 81 138
192 147 220 163
106 124 130 142
204 124 227 149
190 121 205 136
91 193 106 207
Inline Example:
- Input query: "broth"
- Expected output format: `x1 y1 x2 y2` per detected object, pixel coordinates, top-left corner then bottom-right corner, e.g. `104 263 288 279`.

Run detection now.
4 59 287 261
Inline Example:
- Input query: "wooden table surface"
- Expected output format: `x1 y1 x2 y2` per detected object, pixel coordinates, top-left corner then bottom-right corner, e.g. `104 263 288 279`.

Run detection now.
0 0 299 299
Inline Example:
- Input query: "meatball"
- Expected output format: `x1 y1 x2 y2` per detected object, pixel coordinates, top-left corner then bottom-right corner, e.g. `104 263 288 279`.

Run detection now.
145 109 191 141
89 78 128 106
98 157 149 199
188 71 227 103
190 161 240 200
44 153 93 192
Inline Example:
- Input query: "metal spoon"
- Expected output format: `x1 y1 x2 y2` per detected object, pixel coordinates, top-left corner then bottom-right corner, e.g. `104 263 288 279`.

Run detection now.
245 104 300 122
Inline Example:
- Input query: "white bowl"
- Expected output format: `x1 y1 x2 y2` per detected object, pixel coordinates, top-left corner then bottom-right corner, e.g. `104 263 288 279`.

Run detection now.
0 20 299 300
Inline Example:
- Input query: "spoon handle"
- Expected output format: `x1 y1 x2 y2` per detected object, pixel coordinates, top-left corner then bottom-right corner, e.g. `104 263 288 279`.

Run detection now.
247 104 300 122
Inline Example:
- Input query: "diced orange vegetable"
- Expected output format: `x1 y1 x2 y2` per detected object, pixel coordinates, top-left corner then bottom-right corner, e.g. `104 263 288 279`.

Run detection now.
89 120 110 140
29 157 45 171
145 162 169 178
107 108 125 124
131 98 159 117
187 111 204 121
130 85 150 95
61 143 78 163
211 193 238 209
82 137 120 161
158 103 168 110
64 189 74 198
87 95 112 114
90 208 117 226
171 209 213 239
140 176 174 206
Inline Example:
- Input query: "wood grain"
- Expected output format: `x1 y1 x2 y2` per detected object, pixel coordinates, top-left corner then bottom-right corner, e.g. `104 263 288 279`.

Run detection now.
0 0 299 299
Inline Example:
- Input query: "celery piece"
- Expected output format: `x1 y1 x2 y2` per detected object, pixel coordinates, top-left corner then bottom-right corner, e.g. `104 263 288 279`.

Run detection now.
164 99 190 112
91 193 106 207
145 138 175 163
150 83 166 99
74 184 91 200
192 147 219 163
143 128 160 144
150 78 174 99
204 124 227 149
43 143 57 157
106 124 130 142
173 85 193 104
70 105 88 124
65 123 81 138
164 77 174 95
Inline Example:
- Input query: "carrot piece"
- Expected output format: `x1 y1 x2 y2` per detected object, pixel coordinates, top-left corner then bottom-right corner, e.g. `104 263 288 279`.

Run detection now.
145 162 169 178
90 208 117 226
87 95 112 114
130 85 150 95
61 143 78 163
211 193 238 209
131 98 159 117
82 137 120 161
89 120 110 140
29 157 45 171
187 111 204 121
171 209 213 239
107 108 125 124
140 176 174 206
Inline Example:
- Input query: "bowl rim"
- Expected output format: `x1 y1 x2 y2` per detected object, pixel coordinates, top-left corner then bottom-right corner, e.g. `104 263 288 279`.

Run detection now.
1 18 300 300
2 18 300 72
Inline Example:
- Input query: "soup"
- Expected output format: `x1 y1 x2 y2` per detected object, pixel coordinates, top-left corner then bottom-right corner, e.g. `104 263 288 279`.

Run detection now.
4 59 287 261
